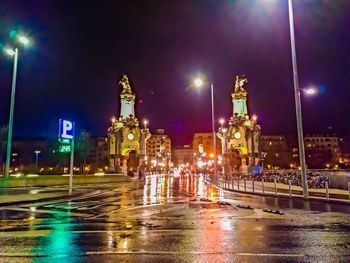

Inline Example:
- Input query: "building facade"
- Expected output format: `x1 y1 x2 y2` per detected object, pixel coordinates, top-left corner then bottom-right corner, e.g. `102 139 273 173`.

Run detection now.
192 132 221 157
146 129 171 169
304 134 341 168
172 145 194 166
88 136 109 171
260 135 294 169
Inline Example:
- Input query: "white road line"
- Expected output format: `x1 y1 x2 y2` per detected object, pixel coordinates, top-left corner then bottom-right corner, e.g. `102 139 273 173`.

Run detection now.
0 251 307 257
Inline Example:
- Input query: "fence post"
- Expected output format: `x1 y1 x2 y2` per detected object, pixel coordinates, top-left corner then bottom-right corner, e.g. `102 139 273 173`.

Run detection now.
244 179 246 191
325 181 329 201
237 179 240 190
274 179 277 196
348 182 350 201
288 179 292 198
262 179 265 194
252 179 255 193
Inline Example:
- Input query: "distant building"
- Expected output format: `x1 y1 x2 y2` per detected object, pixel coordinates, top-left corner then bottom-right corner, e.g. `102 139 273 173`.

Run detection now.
88 136 109 170
11 137 50 168
261 135 294 169
339 134 350 168
192 132 221 157
172 145 193 166
146 129 171 161
304 134 340 168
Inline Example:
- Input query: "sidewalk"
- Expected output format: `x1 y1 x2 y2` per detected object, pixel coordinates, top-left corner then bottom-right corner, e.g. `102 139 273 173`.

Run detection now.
0 191 70 206
210 177 350 204
0 186 114 206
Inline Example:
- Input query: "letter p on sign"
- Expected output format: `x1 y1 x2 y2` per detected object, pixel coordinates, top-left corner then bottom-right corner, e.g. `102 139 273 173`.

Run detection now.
59 119 74 140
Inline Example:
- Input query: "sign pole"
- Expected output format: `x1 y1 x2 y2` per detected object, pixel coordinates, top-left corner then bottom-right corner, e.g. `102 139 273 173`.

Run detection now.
69 122 75 195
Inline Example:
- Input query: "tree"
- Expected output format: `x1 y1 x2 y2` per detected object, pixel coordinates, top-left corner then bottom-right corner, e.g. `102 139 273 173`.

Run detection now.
77 130 91 174
0 125 8 175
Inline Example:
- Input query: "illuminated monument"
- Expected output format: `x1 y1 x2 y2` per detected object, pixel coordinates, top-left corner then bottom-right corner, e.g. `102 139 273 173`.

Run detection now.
217 75 261 174
107 74 151 173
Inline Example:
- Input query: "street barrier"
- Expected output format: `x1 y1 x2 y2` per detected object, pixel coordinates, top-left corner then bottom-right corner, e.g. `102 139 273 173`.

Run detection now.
288 179 292 198
216 174 350 203
262 179 265 194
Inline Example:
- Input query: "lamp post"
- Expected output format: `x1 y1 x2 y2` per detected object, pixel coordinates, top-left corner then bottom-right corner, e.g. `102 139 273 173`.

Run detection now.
193 78 217 180
3 34 30 178
4 47 18 178
288 0 309 199
34 150 41 168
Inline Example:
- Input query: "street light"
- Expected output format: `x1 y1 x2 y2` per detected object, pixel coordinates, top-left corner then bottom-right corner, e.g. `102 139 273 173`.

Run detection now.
262 0 309 198
302 87 317 96
192 77 217 179
3 33 31 178
143 119 149 128
287 0 309 199
34 150 41 168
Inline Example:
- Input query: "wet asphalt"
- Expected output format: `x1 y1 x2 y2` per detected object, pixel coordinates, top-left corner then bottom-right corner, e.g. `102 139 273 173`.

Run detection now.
0 173 350 263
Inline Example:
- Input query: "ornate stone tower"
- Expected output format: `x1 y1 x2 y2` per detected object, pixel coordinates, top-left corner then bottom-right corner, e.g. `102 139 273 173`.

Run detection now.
217 75 261 174
107 74 151 174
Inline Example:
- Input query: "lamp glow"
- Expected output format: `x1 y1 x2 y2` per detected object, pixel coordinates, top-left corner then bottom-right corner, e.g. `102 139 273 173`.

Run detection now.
194 78 203 87
304 87 317 95
143 119 148 127
219 118 225 126
18 35 29 46
5 48 16 56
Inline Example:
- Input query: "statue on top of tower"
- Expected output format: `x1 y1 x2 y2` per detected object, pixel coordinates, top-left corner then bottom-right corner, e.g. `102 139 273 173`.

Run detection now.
234 75 248 93
119 74 133 94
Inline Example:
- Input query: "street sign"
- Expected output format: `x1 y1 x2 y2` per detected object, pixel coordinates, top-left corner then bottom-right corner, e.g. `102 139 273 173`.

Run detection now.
58 119 75 194
59 119 74 140
59 145 71 153
58 138 71 144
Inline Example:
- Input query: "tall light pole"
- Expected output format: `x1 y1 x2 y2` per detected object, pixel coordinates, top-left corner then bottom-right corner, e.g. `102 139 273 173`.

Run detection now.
193 78 217 179
288 0 309 199
34 150 41 168
3 34 30 178
4 48 18 178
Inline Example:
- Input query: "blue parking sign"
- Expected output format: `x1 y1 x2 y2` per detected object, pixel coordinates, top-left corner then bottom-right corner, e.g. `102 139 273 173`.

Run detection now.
59 119 75 140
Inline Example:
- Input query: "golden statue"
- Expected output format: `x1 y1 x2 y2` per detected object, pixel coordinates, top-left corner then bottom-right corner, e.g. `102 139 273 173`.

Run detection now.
119 74 132 94
234 75 248 93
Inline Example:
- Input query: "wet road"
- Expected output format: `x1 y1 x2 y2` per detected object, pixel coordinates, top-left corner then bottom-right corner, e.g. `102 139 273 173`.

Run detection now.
1 173 350 262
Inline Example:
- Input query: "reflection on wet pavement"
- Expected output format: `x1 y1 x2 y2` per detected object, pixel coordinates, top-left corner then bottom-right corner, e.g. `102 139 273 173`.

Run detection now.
0 173 350 262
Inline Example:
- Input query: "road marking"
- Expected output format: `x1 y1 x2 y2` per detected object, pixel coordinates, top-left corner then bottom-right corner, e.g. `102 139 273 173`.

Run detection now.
0 251 307 257
237 252 304 257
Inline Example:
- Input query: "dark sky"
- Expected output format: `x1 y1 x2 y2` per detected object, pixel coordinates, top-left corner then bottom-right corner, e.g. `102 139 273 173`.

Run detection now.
0 0 350 146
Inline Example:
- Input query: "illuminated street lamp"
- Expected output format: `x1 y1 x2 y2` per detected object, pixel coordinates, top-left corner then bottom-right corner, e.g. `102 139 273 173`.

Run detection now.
143 119 149 128
252 114 258 122
302 87 317 96
193 77 217 179
34 150 41 168
3 33 31 178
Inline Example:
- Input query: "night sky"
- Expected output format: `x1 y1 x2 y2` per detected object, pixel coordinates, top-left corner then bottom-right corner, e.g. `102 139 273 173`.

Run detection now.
0 0 350 146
